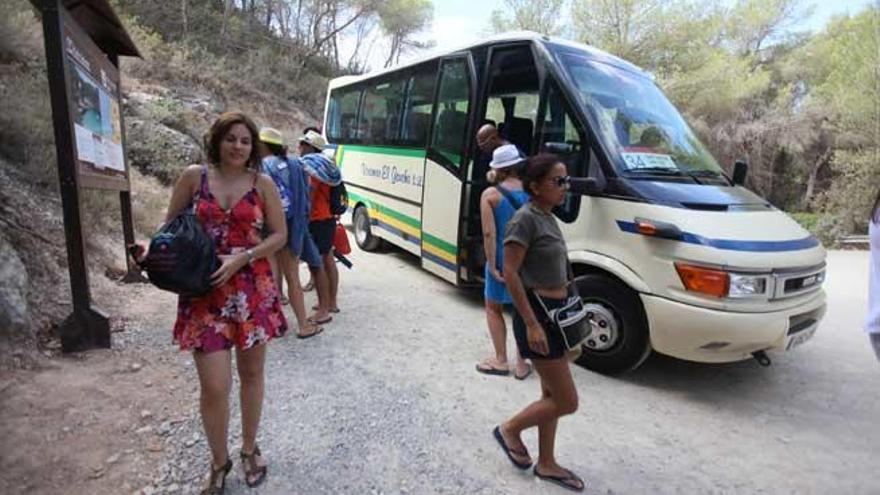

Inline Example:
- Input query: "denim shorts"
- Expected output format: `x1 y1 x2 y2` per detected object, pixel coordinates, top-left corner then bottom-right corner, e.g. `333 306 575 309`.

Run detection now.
288 220 322 268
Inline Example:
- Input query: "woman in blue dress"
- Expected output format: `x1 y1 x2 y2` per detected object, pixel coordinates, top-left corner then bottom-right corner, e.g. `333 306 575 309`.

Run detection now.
476 144 532 380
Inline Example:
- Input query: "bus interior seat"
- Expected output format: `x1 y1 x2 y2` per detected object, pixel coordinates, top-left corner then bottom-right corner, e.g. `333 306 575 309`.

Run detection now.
498 117 533 154
436 108 467 151
406 112 431 144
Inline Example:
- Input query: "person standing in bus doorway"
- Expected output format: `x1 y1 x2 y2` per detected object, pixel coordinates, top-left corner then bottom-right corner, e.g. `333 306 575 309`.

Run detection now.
476 144 532 380
257 128 325 339
298 130 342 324
866 189 880 361
494 154 585 492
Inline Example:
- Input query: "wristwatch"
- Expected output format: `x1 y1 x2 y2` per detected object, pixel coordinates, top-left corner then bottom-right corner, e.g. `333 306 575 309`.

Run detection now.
245 248 255 265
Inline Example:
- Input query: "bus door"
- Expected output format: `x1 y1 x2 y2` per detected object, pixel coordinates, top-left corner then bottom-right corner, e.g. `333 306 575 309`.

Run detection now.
420 55 475 283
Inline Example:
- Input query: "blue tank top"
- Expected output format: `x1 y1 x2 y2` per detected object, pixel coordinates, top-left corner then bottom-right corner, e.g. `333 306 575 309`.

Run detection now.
491 186 530 270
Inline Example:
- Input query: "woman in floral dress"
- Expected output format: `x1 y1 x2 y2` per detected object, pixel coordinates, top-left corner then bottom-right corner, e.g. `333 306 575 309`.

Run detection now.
140 112 288 493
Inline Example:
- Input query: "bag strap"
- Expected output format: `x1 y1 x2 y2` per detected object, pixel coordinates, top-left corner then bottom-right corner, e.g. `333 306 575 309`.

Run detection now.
495 185 524 210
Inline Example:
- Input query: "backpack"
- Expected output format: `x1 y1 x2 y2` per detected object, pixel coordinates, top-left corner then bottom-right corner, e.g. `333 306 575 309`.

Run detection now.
264 157 296 219
329 182 348 215
145 209 219 297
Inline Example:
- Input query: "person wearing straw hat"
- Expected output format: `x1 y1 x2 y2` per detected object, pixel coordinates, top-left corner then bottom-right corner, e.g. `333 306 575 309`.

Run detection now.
258 127 324 339
476 144 532 380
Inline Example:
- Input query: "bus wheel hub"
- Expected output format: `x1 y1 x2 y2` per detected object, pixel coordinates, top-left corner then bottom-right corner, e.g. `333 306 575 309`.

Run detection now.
583 303 618 352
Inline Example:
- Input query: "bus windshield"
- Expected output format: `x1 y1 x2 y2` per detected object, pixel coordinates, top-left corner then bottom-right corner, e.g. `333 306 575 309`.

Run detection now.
551 46 725 180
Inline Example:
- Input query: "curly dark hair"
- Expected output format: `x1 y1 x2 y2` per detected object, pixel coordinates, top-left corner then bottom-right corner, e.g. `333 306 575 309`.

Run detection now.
521 153 563 196
204 112 261 169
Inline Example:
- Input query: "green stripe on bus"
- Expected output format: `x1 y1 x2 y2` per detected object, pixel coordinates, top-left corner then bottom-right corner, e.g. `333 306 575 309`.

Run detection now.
336 145 346 167
422 231 457 256
347 190 457 255
341 144 427 158
347 190 421 229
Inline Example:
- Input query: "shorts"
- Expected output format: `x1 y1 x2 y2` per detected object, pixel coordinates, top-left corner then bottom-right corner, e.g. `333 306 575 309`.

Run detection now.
513 295 568 360
288 218 322 268
309 218 336 255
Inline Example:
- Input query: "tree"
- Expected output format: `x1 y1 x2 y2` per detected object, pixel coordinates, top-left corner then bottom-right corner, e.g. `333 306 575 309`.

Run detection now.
488 0 566 36
378 0 433 68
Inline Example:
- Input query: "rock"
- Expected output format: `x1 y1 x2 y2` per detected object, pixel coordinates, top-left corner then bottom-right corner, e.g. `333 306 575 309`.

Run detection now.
144 380 153 388
184 436 198 448
61 426 72 434
0 232 30 339
130 362 143 372
136 425 153 435
106 453 122 465
140 409 153 420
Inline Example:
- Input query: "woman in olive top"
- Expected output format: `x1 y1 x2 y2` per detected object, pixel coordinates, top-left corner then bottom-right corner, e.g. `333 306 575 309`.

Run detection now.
493 154 584 492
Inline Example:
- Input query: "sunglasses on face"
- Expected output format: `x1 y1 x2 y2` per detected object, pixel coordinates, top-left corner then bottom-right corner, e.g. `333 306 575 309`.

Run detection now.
551 175 571 188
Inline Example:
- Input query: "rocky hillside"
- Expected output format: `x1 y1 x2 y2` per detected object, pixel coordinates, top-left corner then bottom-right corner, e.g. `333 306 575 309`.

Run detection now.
0 0 325 365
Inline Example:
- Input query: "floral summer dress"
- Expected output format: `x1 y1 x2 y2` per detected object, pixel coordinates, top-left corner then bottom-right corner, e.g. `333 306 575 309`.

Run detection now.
172 167 287 352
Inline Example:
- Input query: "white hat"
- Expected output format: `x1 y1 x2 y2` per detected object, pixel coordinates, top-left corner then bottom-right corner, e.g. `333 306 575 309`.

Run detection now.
489 144 524 169
299 130 327 150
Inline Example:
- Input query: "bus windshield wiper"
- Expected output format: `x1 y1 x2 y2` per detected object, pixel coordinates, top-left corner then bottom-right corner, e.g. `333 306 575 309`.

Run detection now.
626 167 685 176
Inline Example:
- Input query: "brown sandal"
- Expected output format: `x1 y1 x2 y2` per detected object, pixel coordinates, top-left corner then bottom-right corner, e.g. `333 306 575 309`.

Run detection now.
240 444 267 488
200 458 232 495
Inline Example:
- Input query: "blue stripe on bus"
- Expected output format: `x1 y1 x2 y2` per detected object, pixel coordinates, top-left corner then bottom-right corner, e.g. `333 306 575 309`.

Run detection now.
616 221 820 252
375 219 421 247
422 250 457 272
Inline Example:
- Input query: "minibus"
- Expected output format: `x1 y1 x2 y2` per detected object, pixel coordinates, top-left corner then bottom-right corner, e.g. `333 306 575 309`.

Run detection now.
321 32 827 374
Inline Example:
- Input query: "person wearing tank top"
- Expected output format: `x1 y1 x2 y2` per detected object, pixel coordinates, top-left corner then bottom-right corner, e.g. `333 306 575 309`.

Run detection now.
476 144 532 380
866 190 880 361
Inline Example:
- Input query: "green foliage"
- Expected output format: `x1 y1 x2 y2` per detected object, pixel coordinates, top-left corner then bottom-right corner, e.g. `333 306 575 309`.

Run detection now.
489 0 566 36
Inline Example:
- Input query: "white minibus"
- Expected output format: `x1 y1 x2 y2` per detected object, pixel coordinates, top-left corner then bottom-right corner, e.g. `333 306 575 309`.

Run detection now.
322 32 827 373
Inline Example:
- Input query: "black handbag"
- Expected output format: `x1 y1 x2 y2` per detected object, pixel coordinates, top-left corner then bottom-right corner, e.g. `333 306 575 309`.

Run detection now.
527 260 591 350
144 208 219 297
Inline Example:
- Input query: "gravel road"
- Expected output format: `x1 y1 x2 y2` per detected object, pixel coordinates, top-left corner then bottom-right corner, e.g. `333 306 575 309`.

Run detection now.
150 239 877 495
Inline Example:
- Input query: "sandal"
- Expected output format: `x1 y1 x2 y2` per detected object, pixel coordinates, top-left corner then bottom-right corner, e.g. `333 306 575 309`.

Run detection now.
240 444 268 488
200 458 232 495
303 280 314 292
296 325 324 339
312 305 340 313
476 359 510 376
534 466 585 492
493 425 532 469
514 363 533 381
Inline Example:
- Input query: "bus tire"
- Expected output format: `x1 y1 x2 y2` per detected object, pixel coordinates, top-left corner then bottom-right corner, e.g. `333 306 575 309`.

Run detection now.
353 205 381 251
573 274 651 375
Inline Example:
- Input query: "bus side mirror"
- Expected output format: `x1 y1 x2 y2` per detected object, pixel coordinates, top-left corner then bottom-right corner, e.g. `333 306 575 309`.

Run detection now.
569 177 602 195
732 159 748 186
542 142 574 154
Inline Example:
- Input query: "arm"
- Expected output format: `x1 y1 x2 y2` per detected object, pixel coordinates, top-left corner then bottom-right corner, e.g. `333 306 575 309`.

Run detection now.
164 165 202 223
210 173 288 286
503 242 549 356
479 188 503 281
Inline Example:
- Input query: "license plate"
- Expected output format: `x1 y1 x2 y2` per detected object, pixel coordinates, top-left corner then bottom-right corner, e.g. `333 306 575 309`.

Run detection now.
786 325 817 350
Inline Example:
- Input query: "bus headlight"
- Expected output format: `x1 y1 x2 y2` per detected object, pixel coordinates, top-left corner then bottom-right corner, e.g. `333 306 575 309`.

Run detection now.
728 273 768 298
675 263 769 299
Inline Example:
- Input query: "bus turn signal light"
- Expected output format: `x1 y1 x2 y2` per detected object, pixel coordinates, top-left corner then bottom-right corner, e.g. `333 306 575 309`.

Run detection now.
675 263 729 298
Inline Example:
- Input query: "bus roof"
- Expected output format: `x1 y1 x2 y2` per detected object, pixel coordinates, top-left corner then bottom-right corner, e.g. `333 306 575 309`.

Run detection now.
327 31 649 90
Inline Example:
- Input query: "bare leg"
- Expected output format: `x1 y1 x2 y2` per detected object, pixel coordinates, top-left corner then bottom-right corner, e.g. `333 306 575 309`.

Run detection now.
500 358 578 474
478 300 509 371
308 265 331 321
324 251 340 311
278 250 317 335
194 350 233 469
236 344 268 483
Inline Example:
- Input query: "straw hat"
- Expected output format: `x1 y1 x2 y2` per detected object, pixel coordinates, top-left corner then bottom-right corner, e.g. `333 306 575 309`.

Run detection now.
299 130 327 150
259 127 285 146
489 144 524 169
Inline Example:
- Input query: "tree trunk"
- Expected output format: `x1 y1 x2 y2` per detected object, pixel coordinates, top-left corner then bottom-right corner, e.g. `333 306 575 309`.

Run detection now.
802 148 832 210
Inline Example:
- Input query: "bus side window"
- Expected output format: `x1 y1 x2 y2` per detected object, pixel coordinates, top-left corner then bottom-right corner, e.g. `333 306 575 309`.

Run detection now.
430 59 471 169
540 81 586 223
401 66 436 148
327 88 362 143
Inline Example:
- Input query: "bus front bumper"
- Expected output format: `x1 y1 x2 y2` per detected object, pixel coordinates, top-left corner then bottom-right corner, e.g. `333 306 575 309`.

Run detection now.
642 290 827 363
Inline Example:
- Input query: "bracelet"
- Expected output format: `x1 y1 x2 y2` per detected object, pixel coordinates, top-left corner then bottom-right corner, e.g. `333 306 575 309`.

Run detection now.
245 248 255 265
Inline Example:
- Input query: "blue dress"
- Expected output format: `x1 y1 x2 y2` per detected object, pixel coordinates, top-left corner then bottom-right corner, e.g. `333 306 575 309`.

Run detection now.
484 188 530 303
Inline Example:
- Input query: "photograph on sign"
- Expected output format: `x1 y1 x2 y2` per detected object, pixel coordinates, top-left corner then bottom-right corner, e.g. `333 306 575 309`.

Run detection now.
68 58 125 173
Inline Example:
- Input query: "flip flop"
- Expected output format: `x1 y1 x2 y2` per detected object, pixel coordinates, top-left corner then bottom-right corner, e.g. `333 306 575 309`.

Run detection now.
312 305 340 313
296 326 324 339
476 362 510 376
493 426 532 469
534 466 585 492
514 363 533 381
308 316 333 325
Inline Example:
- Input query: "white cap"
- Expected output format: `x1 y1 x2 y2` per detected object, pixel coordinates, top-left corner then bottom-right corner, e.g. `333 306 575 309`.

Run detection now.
489 144 524 169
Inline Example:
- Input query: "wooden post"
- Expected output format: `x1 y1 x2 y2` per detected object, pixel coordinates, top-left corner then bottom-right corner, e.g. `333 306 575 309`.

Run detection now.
40 0 110 351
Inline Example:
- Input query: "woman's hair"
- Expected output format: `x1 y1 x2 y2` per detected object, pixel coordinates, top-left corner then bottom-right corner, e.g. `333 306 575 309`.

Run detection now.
485 165 518 184
521 153 561 195
873 188 880 223
204 112 261 169
265 142 287 159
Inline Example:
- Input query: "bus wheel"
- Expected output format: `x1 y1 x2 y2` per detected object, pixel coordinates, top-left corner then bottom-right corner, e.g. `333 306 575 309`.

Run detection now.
353 205 381 251
573 274 651 375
